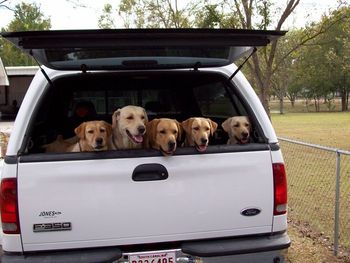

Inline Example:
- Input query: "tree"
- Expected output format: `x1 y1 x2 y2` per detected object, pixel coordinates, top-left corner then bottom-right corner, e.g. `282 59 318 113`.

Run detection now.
321 7 350 111
225 0 300 116
98 4 116 29
0 2 51 66
270 30 302 114
285 6 350 112
117 0 193 28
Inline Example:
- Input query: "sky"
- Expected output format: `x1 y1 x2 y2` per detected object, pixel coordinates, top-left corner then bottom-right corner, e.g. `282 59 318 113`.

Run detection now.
0 0 347 30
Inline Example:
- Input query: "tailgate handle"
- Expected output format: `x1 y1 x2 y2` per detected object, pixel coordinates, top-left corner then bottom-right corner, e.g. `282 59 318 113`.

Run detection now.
132 163 168 182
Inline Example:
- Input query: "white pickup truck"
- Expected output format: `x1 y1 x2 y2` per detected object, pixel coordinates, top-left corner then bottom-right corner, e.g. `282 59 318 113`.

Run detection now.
0 29 290 263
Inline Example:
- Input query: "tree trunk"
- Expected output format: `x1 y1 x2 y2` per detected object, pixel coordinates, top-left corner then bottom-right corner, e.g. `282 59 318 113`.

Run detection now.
259 83 271 117
314 98 320 112
279 98 284 114
340 88 349 112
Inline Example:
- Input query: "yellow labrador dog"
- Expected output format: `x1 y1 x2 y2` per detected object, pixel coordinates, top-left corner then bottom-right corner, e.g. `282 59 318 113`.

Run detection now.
181 117 218 152
145 118 182 156
111 105 148 150
44 120 112 152
221 116 251 144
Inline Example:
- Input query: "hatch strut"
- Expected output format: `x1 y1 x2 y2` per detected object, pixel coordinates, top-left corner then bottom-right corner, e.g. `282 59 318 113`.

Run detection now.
227 47 257 83
30 50 54 87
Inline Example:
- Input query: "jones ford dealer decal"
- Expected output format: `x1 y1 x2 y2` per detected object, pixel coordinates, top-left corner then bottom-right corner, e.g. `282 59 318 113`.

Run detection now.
39 210 62 218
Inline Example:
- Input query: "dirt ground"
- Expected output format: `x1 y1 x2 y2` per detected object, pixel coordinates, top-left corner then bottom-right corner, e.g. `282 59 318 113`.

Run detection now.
286 219 350 263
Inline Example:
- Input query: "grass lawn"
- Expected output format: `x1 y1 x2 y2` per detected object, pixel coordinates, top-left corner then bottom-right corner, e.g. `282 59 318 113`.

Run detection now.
271 112 350 151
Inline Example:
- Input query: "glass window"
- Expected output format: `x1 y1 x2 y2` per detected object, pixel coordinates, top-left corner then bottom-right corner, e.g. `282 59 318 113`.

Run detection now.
193 83 236 118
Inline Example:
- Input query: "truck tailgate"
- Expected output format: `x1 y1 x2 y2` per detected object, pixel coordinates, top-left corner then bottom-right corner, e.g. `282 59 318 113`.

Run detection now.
17 149 273 251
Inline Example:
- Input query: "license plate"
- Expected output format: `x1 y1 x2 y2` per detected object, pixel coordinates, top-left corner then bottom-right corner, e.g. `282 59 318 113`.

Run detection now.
129 250 176 263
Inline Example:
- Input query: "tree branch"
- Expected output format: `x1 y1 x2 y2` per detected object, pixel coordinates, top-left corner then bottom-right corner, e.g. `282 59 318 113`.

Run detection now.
233 0 246 28
0 0 15 12
272 12 350 75
276 0 300 30
242 0 252 28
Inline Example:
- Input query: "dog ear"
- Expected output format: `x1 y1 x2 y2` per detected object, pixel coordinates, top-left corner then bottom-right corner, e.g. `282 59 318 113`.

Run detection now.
181 118 193 135
244 116 252 131
146 119 160 147
208 119 218 136
103 121 113 137
175 120 183 141
221 118 231 132
112 109 121 126
74 122 86 139
142 108 149 123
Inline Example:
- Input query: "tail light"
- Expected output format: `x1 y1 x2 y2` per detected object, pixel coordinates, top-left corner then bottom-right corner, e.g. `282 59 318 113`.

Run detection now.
1 178 20 234
273 163 288 215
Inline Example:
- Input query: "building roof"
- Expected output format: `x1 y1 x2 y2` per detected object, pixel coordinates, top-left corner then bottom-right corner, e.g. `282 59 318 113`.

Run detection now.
5 66 39 76
0 58 10 86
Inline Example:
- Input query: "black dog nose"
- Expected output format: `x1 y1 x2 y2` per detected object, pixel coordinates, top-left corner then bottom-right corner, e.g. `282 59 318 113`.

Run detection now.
201 138 208 144
242 132 248 138
168 141 176 149
138 126 146 134
96 137 103 145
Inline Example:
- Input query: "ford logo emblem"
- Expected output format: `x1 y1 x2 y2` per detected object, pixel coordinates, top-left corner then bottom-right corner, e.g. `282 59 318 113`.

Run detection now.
241 208 261 216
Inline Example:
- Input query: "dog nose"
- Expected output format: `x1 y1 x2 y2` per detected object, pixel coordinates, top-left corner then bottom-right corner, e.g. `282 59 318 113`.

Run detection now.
201 138 208 144
96 137 103 145
138 126 146 134
242 132 248 138
168 141 176 150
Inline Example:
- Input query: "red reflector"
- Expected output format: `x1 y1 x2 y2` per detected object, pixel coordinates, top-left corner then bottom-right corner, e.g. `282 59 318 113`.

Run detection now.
273 163 288 215
1 178 20 234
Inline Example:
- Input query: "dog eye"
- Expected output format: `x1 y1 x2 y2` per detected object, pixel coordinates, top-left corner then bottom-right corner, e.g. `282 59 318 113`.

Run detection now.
233 124 239 128
193 127 199 131
205 127 210 131
100 129 106 133
87 130 94 134
245 123 250 127
127 116 134 120
141 116 145 120
173 130 178 134
160 130 166 134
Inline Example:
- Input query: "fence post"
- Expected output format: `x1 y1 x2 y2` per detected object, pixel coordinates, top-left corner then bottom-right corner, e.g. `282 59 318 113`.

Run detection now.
334 150 341 256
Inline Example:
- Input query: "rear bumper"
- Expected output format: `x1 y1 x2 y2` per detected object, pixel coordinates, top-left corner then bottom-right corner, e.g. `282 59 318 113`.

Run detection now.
1 247 122 263
1 232 290 263
182 232 291 257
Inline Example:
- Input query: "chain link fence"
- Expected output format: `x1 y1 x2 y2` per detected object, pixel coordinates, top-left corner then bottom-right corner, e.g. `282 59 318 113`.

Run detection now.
279 137 350 255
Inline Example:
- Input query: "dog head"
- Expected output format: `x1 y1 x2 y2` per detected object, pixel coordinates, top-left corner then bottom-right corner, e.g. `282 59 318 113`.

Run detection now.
222 116 250 144
146 118 182 156
75 120 112 151
181 117 218 152
112 105 148 145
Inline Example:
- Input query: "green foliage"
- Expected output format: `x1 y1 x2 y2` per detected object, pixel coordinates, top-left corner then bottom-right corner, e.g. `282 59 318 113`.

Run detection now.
7 2 51 31
286 6 350 111
0 2 51 66
98 4 116 29
116 0 192 28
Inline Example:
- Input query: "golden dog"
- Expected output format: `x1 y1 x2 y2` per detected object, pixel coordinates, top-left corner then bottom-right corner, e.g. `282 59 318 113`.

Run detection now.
43 135 75 153
111 105 148 150
145 118 182 156
221 116 251 144
181 117 218 152
44 120 112 152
